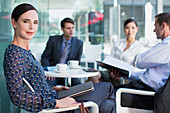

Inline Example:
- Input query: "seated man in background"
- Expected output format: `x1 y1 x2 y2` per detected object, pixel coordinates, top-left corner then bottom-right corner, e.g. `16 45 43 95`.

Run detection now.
41 17 83 86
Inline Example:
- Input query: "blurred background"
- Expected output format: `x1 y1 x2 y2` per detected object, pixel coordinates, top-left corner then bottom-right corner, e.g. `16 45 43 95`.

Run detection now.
0 0 169 112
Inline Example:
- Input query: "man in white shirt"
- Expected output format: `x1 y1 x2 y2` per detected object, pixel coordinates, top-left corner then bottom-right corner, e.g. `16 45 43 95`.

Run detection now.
132 12 170 91
115 12 170 110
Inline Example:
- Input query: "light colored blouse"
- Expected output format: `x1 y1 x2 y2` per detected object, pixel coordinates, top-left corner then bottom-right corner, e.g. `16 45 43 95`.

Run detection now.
110 39 147 67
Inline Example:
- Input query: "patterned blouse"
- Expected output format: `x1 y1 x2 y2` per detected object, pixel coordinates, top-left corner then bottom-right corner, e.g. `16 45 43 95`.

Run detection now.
3 44 57 112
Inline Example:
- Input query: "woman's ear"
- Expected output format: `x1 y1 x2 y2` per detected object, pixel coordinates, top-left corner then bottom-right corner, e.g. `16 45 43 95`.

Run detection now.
11 19 16 29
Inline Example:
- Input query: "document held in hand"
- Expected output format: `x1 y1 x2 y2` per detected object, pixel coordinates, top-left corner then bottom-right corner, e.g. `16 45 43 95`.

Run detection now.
97 56 135 77
58 81 94 99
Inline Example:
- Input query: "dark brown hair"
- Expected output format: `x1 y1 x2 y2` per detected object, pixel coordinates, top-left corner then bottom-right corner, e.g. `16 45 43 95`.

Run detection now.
124 18 138 28
11 3 37 22
60 17 74 28
155 12 170 27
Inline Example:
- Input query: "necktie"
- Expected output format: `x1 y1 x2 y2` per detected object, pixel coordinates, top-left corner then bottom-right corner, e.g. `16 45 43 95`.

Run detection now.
60 41 68 63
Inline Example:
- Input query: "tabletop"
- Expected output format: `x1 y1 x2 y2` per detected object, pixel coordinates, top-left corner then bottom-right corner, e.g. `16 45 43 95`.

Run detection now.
45 66 99 78
45 66 99 86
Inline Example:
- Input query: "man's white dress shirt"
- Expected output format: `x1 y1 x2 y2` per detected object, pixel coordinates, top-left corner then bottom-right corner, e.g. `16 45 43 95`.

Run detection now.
132 35 170 91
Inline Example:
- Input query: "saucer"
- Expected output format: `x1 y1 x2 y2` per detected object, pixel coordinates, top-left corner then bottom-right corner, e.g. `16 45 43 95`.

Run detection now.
69 65 81 69
54 69 68 73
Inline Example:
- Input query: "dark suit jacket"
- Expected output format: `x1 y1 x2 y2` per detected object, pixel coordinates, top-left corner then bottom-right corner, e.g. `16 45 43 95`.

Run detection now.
41 35 83 67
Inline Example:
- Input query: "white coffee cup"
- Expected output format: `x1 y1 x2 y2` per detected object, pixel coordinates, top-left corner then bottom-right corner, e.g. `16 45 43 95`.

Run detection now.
68 60 79 68
57 63 67 71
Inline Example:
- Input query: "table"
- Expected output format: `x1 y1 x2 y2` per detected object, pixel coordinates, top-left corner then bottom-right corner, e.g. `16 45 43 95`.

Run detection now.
45 66 99 86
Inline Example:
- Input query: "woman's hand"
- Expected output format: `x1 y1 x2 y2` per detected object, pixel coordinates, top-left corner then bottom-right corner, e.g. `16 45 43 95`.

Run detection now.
53 86 69 93
55 97 80 108
98 63 108 68
45 76 55 81
108 68 121 80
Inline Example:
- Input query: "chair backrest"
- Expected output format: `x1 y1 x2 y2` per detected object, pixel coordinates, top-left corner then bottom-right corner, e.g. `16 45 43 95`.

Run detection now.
116 88 154 113
30 43 46 64
83 44 102 61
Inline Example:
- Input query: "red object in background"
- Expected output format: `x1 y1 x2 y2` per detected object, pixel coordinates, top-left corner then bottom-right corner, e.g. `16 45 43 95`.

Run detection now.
81 11 104 26
1 15 11 19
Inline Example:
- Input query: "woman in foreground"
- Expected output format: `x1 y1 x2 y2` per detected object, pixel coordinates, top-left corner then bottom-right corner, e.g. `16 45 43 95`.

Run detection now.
3 3 115 113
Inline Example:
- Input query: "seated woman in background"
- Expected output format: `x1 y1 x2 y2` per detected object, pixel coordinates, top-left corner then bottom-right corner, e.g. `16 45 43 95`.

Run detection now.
3 3 115 113
88 18 148 86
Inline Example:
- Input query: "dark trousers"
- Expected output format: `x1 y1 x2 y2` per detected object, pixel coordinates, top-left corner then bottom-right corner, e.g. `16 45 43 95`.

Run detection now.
75 82 116 113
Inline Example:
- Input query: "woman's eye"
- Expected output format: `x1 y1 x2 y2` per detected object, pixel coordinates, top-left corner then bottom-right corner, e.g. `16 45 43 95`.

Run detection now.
34 21 38 24
23 20 28 23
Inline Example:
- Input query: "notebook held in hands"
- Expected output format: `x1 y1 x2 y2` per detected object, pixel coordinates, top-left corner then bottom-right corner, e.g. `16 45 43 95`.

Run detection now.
58 81 94 99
